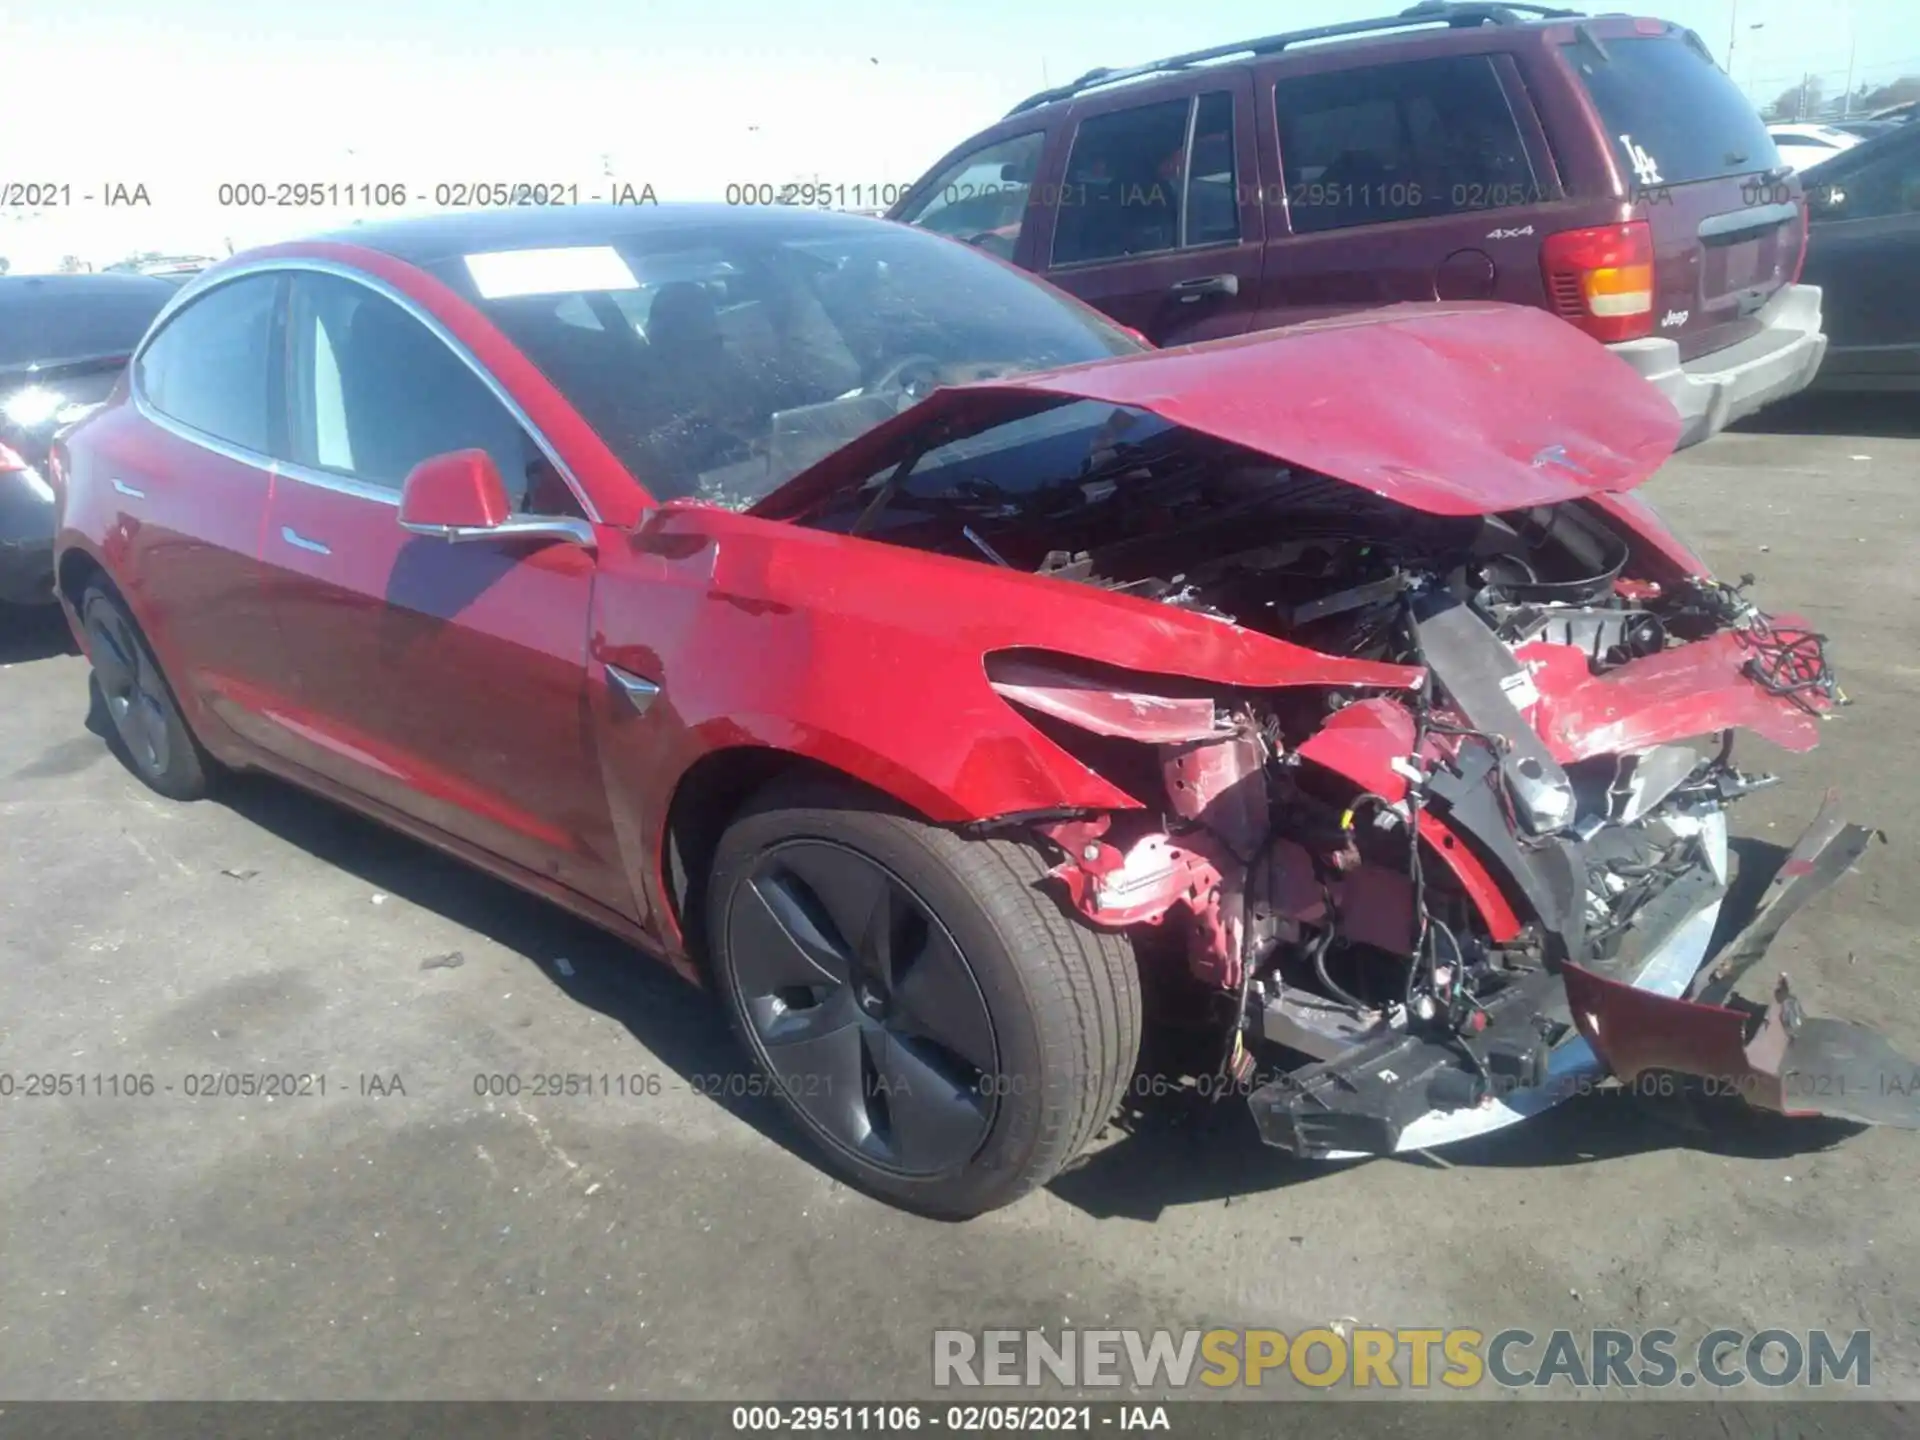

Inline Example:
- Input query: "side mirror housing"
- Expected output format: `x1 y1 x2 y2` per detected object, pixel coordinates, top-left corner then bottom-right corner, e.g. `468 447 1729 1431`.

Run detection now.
1806 183 1847 219
398 449 511 532
397 449 595 549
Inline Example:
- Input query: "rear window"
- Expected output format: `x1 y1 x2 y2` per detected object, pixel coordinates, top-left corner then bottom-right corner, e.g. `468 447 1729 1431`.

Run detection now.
1561 34 1781 188
0 277 174 370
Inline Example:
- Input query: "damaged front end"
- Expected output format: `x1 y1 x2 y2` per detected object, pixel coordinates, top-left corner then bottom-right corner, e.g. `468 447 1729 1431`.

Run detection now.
765 305 1914 1159
989 509 1910 1159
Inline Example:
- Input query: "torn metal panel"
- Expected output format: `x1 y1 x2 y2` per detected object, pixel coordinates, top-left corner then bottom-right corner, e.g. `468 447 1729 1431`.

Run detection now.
1687 789 1883 1005
1519 622 1831 764
1564 967 1920 1130
1161 723 1269 861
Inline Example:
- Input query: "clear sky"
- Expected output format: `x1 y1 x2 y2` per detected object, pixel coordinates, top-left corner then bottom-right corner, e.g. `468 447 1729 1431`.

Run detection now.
3 0 1917 270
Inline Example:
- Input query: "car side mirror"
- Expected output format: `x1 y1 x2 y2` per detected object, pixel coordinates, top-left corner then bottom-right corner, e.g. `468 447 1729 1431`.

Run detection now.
1806 183 1848 219
397 449 594 549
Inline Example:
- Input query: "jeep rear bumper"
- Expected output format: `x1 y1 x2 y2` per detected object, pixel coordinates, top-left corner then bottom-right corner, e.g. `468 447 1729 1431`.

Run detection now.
1607 284 1827 449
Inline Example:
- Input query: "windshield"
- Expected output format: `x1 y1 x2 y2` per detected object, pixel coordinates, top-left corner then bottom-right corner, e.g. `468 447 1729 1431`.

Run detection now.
432 217 1140 508
1561 34 1782 187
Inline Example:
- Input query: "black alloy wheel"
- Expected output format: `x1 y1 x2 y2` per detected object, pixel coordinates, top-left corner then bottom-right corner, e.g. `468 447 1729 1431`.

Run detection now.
727 838 999 1176
81 584 209 800
707 775 1143 1218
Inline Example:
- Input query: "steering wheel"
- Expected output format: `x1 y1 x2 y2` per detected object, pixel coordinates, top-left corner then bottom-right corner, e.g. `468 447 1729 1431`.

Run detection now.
860 352 945 402
967 231 1016 260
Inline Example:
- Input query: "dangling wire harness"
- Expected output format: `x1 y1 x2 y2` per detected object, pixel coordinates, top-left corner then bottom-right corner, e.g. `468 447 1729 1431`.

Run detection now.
1737 614 1840 714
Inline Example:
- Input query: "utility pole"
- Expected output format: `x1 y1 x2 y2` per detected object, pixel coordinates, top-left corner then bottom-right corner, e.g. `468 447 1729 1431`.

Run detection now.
1726 0 1739 72
1842 3 1857 117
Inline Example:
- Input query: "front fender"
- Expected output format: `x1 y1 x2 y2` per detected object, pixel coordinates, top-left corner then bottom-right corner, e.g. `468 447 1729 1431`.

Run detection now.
591 505 1422 950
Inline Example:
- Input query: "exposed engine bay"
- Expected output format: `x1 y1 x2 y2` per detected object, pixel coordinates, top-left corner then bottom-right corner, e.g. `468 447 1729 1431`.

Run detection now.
803 414 1911 1157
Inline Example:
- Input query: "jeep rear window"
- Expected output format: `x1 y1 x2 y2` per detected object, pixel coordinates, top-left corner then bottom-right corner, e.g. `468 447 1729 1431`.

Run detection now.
1561 35 1782 187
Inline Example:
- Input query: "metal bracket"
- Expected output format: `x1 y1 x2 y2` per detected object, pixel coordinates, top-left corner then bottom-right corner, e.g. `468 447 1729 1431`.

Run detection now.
605 664 660 717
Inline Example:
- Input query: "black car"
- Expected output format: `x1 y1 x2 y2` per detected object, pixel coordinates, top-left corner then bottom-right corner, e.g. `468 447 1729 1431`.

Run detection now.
0 272 175 606
1802 124 1920 392
1833 119 1900 142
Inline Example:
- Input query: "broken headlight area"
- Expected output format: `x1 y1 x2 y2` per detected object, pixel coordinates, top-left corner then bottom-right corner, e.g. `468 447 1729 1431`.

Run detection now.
983 496 1898 1160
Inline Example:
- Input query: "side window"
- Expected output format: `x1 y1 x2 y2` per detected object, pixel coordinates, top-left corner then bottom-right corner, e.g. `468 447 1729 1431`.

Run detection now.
136 274 281 454
282 273 580 516
1185 91 1242 247
1051 98 1193 266
1274 56 1536 234
897 132 1046 260
1828 141 1920 221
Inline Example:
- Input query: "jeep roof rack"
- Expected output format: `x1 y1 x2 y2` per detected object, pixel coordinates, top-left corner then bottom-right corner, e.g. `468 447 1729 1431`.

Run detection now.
1004 1 1587 116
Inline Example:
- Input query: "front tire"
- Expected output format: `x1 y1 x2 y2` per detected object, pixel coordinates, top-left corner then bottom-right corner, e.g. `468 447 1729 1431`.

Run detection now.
706 776 1141 1218
81 583 210 801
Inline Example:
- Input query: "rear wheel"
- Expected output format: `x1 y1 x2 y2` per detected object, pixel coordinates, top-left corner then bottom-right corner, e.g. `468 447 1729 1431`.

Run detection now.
706 776 1141 1218
81 584 210 801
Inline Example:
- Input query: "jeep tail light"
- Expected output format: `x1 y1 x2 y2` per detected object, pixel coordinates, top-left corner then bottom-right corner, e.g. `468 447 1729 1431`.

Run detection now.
1541 221 1655 343
1790 197 1810 285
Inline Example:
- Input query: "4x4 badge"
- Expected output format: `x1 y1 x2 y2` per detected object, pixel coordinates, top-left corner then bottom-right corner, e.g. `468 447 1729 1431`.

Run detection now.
1486 225 1535 239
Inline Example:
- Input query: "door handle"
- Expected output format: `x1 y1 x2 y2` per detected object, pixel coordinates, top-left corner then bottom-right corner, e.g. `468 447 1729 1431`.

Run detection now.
280 526 332 556
1169 274 1240 302
111 479 146 499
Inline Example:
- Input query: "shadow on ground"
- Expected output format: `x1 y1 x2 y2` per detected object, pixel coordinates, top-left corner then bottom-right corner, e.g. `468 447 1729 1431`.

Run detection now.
0 603 78 666
1732 390 1920 440
207 767 820 1170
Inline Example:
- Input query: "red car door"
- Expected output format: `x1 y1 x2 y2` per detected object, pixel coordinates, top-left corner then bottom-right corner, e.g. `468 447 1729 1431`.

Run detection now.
254 269 630 916
87 273 296 759
1029 76 1267 346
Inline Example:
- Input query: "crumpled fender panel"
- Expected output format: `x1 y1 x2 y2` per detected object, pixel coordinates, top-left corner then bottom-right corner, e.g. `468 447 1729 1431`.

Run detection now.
1518 621 1830 763
591 506 1419 946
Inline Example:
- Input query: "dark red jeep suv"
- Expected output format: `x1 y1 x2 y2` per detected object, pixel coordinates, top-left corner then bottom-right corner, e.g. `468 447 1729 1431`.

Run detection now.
888 1 1825 447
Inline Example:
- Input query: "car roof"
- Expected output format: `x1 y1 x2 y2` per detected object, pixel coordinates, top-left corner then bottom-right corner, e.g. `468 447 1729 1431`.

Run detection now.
0 271 179 302
310 203 897 270
999 3 1677 119
1796 124 1913 179
0 271 178 370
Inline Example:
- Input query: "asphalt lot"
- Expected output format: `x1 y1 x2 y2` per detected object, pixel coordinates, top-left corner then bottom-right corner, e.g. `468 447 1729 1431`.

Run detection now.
2 393 1918 1421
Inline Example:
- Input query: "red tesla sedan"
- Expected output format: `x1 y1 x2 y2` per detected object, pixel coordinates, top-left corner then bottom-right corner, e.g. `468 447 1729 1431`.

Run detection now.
53 206 1911 1217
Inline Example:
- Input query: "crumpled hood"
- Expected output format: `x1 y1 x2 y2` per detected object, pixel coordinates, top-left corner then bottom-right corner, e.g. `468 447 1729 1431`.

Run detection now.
752 301 1684 521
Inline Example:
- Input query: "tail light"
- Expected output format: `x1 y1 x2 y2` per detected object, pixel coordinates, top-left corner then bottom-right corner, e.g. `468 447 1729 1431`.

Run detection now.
1541 221 1655 343
1790 197 1811 285
0 441 27 473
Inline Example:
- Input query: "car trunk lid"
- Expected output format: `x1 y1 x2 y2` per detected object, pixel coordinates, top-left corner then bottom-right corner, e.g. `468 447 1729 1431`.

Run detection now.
1642 179 1802 359
750 301 1683 523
